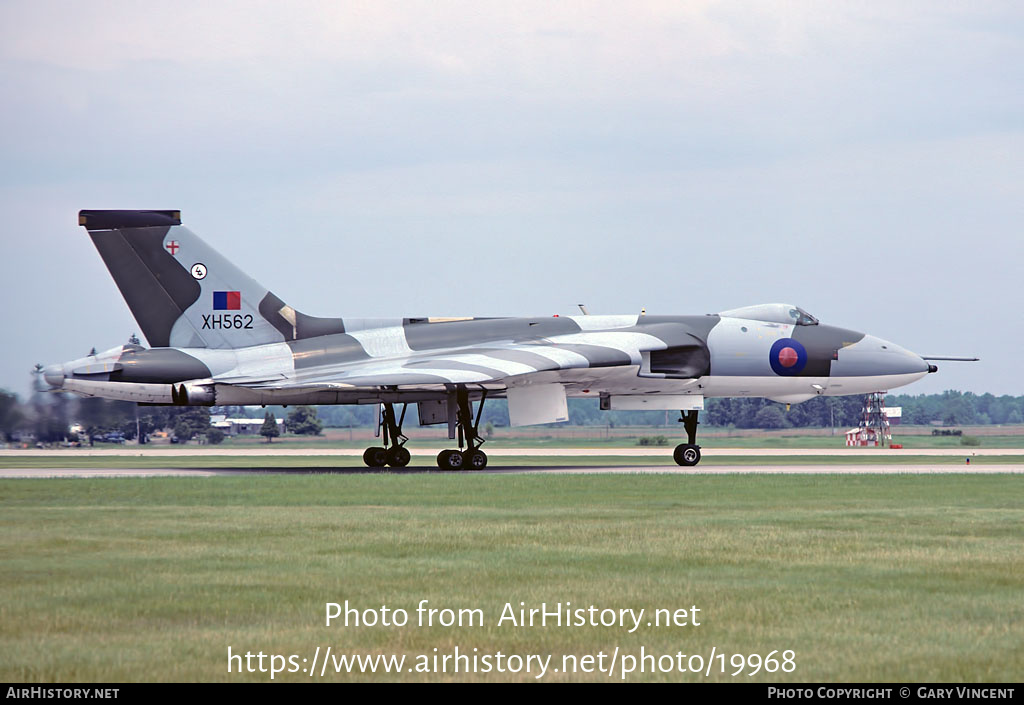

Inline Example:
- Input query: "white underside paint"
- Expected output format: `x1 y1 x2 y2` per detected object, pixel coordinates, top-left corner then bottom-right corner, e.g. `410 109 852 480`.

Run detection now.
607 395 705 411
697 372 928 399
62 378 175 404
550 369 927 400
507 384 569 426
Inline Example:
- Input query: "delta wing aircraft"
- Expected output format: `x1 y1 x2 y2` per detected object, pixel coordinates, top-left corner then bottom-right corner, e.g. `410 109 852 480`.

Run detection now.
43 210 974 469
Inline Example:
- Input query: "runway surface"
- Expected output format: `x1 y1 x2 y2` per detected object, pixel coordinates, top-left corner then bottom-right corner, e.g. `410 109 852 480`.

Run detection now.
2 447 1020 457
2 464 1022 478
3 446 1022 478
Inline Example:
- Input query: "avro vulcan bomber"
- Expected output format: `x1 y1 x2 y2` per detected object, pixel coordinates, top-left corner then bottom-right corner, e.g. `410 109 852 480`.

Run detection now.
43 210 972 469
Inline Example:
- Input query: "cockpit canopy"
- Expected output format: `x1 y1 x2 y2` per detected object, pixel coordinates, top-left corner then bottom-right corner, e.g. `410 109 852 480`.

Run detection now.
718 303 819 326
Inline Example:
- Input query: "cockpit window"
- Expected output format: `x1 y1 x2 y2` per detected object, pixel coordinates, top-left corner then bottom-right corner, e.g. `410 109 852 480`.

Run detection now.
718 303 819 326
790 307 818 326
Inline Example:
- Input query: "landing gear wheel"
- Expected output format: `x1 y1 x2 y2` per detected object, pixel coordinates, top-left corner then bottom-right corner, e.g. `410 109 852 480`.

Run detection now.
386 445 411 468
465 449 488 470
673 444 701 467
363 446 389 468
437 450 465 470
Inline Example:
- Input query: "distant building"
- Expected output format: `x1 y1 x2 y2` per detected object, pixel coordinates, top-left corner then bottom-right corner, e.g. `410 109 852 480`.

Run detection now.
210 415 283 435
846 427 881 447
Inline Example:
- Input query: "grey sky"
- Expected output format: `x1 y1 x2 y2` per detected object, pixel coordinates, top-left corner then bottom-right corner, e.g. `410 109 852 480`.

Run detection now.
1 1 1021 398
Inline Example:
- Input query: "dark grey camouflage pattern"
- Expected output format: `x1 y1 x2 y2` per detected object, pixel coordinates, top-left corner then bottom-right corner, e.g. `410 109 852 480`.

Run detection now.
47 211 936 421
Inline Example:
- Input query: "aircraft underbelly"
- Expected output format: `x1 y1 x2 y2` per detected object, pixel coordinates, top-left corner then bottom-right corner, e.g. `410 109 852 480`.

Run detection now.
208 351 927 408
699 372 925 398
546 366 702 396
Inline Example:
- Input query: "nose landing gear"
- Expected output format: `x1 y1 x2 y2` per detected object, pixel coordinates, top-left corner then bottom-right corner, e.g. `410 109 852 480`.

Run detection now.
673 409 701 466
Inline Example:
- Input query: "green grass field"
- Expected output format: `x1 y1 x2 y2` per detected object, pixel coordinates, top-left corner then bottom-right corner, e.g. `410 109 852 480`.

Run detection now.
1 474 1021 682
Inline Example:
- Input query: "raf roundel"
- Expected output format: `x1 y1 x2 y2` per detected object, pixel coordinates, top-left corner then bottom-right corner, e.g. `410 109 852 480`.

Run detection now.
769 338 808 376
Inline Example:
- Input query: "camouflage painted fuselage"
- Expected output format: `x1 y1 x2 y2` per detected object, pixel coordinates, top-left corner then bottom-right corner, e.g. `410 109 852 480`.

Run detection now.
45 211 933 421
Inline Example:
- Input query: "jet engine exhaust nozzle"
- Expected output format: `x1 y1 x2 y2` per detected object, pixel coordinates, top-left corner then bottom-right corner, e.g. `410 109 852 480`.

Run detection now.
42 364 65 388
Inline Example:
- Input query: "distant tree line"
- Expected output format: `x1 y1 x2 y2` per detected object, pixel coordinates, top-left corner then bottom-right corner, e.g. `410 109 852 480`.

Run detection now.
311 390 1024 430
0 389 330 446
701 390 1024 429
3 388 1022 444
0 387 217 445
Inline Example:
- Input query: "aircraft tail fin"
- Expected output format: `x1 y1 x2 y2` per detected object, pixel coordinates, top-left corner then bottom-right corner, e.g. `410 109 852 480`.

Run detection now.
79 210 342 349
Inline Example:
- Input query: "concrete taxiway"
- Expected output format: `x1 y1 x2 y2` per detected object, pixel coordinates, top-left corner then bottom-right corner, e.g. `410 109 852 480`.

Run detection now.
2 447 1019 457
1 464 1022 478
2 447 1021 478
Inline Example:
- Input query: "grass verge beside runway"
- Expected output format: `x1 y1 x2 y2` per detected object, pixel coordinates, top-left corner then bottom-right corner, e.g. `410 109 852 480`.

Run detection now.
1 474 1021 682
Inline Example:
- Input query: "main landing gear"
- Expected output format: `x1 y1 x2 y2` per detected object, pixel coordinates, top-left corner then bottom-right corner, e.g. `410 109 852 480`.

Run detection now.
363 402 412 468
437 387 488 471
673 409 701 466
361 390 489 471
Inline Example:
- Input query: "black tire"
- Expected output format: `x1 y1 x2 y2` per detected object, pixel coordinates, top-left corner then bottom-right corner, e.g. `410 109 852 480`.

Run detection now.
436 450 464 470
363 446 388 468
673 444 701 467
437 450 461 470
466 450 488 470
387 445 411 468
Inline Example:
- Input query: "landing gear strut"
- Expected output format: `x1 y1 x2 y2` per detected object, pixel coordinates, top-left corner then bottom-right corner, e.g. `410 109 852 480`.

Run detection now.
673 410 701 466
437 387 488 470
363 402 411 468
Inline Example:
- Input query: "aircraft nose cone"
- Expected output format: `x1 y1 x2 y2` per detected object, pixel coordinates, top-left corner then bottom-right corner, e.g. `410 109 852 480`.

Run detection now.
886 341 930 375
42 364 65 388
835 335 930 377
